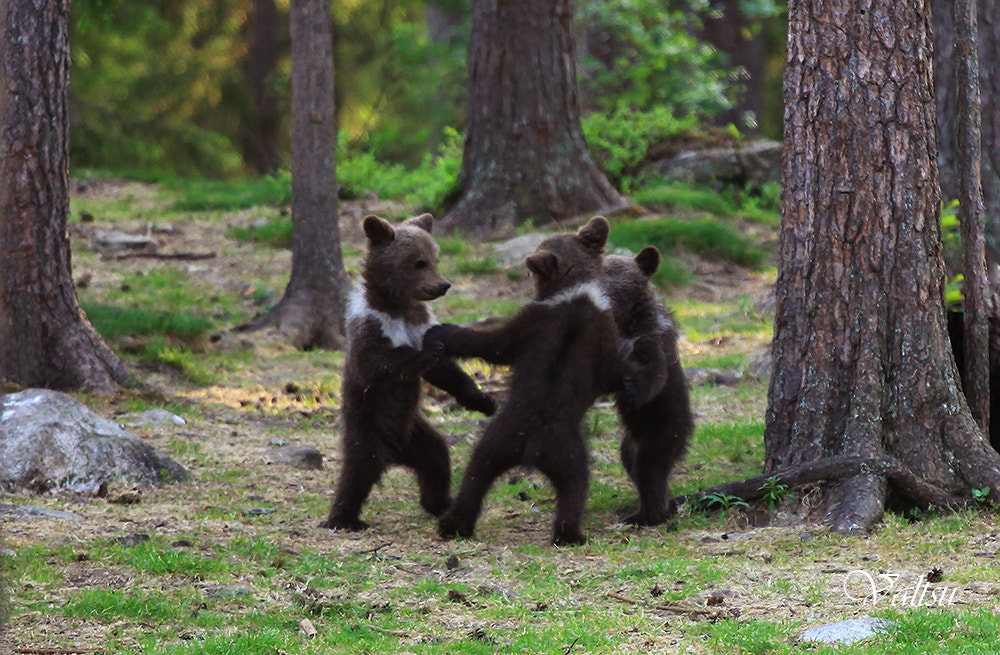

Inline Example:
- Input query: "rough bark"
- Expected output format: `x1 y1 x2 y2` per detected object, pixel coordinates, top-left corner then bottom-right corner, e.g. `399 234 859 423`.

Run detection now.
954 0 990 436
440 0 626 238
0 0 126 394
765 0 1000 534
238 0 348 350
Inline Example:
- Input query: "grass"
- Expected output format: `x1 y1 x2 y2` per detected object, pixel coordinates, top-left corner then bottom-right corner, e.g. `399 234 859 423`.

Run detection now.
11 176 998 653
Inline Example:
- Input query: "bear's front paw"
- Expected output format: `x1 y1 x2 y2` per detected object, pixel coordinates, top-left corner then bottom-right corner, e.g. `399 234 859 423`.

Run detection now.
466 392 497 416
552 525 587 546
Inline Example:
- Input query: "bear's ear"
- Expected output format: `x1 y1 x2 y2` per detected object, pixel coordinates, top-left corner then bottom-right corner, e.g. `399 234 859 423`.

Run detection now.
404 213 434 234
525 251 558 280
635 246 661 277
363 215 395 246
578 216 610 254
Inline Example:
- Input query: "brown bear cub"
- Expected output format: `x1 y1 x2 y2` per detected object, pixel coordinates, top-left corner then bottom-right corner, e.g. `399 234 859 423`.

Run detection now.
322 213 496 532
602 247 693 526
423 216 629 545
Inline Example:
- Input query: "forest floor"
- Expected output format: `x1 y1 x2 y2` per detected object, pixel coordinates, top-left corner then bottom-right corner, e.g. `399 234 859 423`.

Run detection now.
3 179 999 654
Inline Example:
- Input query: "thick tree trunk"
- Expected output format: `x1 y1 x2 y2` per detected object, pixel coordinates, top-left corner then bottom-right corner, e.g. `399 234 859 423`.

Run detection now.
239 0 348 350
766 0 1000 534
0 0 126 394
440 0 626 238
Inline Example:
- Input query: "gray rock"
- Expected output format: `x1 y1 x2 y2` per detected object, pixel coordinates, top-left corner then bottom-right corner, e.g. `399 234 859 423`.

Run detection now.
0 389 190 494
641 139 783 189
800 617 894 645
492 233 551 268
90 229 156 254
264 444 323 470
132 409 187 426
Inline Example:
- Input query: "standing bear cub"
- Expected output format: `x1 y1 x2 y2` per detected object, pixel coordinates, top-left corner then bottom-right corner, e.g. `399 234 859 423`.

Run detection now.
424 216 628 545
602 247 693 526
322 213 496 532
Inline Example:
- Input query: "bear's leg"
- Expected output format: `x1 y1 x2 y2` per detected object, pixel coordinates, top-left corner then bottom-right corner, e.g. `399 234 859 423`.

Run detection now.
538 433 589 546
322 435 384 531
624 436 671 527
402 417 452 517
439 425 522 540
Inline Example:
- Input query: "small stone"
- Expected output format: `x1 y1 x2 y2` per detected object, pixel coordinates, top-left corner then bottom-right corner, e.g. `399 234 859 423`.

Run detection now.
263 444 323 470
299 618 318 638
800 618 894 645
113 533 150 547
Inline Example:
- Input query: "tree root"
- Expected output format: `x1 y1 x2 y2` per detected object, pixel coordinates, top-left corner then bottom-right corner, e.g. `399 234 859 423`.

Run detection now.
673 454 969 531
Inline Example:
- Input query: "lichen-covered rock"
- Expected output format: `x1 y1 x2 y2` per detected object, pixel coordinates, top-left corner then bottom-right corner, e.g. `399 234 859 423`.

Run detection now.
0 389 189 494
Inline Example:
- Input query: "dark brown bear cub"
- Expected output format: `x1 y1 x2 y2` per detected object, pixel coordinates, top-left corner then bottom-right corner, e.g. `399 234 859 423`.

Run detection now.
602 247 693 526
322 213 496 532
424 216 627 545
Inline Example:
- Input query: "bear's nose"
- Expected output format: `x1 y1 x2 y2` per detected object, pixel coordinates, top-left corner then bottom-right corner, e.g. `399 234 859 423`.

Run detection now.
437 281 451 295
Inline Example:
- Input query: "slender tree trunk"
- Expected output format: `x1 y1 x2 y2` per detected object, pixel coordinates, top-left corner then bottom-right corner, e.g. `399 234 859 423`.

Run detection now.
766 0 1000 534
954 0 990 436
240 0 283 175
239 0 348 350
935 0 1000 263
0 0 126 393
699 0 767 130
440 0 626 238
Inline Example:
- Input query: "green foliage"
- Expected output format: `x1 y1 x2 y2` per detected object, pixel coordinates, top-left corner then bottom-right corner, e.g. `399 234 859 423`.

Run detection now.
631 179 781 224
582 107 700 186
608 216 767 287
759 476 794 510
338 127 464 214
576 0 738 118
70 0 248 177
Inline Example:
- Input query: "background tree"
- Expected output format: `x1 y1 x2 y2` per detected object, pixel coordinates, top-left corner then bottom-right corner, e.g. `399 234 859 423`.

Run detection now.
440 0 626 237
934 0 1000 261
238 0 349 349
764 0 1000 533
1 0 126 393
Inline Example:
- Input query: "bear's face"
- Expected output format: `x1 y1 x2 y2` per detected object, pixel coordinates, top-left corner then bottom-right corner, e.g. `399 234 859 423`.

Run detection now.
525 216 610 301
363 214 451 306
602 246 661 332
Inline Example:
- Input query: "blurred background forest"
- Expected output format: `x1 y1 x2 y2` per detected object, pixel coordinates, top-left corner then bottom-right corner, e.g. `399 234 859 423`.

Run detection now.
71 0 786 204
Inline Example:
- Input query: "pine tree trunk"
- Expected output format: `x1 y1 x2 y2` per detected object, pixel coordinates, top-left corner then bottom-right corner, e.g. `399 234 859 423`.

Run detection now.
766 0 1000 533
239 0 348 350
440 0 626 238
0 0 126 394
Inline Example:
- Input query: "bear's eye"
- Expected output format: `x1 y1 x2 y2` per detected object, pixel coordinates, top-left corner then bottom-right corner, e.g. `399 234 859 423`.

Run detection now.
414 259 428 270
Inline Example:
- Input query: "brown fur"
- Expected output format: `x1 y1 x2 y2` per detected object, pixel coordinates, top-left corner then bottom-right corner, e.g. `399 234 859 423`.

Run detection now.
322 214 496 531
424 217 627 545
602 247 693 526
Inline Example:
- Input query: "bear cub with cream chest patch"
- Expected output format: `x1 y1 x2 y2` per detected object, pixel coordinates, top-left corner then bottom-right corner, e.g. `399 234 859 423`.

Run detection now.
322 213 496 532
424 216 629 545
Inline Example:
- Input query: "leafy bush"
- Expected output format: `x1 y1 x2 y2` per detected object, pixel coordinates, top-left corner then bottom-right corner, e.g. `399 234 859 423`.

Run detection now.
582 107 700 187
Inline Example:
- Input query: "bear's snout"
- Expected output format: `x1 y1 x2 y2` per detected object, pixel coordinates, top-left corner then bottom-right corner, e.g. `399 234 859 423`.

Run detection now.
417 280 451 300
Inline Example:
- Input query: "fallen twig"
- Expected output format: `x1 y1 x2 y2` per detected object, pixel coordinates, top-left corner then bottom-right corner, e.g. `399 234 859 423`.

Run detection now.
113 251 216 261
